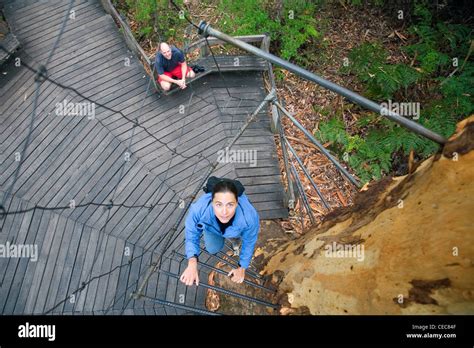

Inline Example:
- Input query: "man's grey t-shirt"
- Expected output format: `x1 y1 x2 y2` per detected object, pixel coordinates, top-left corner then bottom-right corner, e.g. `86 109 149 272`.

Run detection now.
155 46 185 75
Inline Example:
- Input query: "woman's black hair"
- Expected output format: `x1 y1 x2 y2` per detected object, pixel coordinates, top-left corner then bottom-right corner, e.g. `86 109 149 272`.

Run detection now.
212 180 239 201
203 176 245 200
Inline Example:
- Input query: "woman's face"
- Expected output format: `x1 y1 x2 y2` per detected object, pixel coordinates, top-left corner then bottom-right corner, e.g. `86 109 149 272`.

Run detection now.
212 192 237 223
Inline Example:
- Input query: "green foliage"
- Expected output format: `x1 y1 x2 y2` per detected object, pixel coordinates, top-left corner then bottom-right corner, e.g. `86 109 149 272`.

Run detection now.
218 0 322 63
342 42 420 100
403 2 471 77
330 1 473 183
318 116 394 182
118 0 187 41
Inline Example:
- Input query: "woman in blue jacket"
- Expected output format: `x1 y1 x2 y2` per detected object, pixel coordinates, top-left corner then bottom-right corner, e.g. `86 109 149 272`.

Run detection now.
180 177 260 286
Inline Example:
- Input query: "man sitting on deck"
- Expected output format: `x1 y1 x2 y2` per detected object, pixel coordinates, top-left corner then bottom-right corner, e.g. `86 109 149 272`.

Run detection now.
155 42 195 91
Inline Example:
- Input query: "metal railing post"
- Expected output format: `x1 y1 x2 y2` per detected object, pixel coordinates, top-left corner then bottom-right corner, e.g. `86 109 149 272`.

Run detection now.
275 101 360 188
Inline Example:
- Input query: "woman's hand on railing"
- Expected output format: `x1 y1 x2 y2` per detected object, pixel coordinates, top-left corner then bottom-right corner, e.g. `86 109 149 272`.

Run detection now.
228 267 245 284
180 257 199 286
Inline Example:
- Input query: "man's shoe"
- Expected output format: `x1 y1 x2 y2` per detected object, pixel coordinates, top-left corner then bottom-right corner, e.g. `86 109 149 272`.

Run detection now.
192 64 205 73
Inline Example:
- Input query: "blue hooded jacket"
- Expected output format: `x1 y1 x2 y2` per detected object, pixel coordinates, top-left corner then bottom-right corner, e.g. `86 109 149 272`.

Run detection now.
185 192 260 269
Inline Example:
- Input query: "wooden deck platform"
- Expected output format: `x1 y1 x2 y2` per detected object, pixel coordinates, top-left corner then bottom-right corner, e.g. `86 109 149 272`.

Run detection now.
0 0 287 315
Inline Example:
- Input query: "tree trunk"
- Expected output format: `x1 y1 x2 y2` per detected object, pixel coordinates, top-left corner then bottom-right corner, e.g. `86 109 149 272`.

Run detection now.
262 116 474 315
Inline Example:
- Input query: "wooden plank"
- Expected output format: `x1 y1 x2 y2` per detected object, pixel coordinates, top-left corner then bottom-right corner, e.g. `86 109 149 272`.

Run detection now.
13 0 94 35
236 166 281 177
73 225 101 312
49 220 83 313
122 188 177 246
0 62 30 103
93 234 118 311
3 0 44 15
46 35 127 83
243 183 287 195
43 216 75 312
44 137 128 213
32 18 123 76
15 3 104 53
81 164 146 230
14 115 101 201
2 205 42 314
12 0 94 37
64 62 145 106
6 98 88 198
154 264 168 305
23 19 118 69
125 103 219 156
238 175 284 186
77 161 147 229
194 285 207 312
82 232 108 312
0 199 35 313
124 245 144 310
121 90 217 151
0 81 64 162
157 137 228 188
0 194 20 273
124 247 150 308
139 105 222 169
246 191 285 203
22 211 56 314
149 120 225 175
111 241 135 311
6 205 43 314
139 197 180 251
30 213 65 314
93 169 153 228
44 138 136 213
102 239 129 313
6 0 86 25
144 253 161 304
0 29 124 132
10 73 143 198
154 306 166 315
109 177 171 242
44 31 126 80
259 208 289 220
3 90 67 167
91 173 159 238
25 126 113 204
165 258 180 303
62 223 91 313
101 236 125 311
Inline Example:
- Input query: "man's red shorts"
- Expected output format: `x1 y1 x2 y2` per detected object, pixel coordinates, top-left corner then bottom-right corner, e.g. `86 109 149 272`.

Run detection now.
158 62 192 82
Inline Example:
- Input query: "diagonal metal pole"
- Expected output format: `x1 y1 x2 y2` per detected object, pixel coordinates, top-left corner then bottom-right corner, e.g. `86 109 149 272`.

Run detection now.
288 156 316 225
284 136 331 210
198 21 447 145
276 101 360 188
279 121 296 211
141 295 222 315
